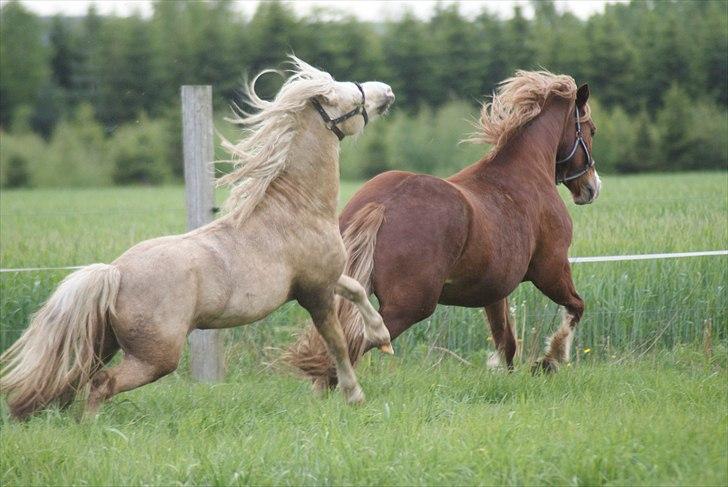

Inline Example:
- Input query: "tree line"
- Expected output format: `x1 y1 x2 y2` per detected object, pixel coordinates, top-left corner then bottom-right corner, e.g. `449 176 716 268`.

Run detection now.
0 0 726 187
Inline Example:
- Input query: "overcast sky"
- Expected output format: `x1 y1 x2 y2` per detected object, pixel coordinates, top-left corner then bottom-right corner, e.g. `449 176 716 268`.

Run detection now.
13 1 626 21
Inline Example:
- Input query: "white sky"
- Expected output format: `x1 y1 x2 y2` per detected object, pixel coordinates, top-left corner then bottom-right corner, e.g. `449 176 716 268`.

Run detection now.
12 1 626 21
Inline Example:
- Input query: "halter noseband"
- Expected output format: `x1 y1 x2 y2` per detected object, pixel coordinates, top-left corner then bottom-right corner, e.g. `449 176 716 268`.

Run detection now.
555 105 594 184
310 82 368 141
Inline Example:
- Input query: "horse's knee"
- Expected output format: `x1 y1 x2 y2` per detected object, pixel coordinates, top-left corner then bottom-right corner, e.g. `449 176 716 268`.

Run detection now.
341 281 367 304
90 370 114 393
87 369 116 412
567 297 584 323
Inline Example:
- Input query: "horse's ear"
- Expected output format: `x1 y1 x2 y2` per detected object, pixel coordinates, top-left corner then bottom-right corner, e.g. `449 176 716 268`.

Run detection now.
576 83 590 109
314 92 337 106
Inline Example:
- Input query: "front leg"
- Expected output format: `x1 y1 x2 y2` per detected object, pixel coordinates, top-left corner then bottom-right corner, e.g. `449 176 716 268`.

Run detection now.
334 275 393 354
530 260 585 373
300 290 365 405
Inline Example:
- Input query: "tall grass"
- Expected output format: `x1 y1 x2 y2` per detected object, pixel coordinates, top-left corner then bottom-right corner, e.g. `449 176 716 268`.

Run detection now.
1 173 725 357
1 349 726 485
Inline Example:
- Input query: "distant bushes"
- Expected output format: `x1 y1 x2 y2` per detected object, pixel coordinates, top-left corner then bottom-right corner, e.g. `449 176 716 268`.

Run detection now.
341 90 728 179
1 104 174 188
1 90 726 189
340 100 484 179
591 85 728 174
108 114 172 185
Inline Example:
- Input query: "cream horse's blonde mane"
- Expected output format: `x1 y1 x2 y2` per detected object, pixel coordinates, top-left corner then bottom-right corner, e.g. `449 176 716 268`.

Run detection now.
218 56 338 223
467 70 591 153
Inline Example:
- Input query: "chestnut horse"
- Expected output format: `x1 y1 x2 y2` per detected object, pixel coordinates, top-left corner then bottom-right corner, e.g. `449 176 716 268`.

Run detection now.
286 71 601 388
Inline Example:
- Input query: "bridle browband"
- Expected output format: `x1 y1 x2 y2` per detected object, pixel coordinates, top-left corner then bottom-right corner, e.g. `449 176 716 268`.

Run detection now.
555 105 594 184
310 82 368 141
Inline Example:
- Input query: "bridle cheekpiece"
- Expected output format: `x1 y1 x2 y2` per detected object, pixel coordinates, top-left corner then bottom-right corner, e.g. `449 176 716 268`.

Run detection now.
311 82 368 141
555 105 594 184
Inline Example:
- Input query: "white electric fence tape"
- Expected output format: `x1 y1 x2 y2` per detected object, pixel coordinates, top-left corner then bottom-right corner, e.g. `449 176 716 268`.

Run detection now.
568 250 728 263
1 250 726 273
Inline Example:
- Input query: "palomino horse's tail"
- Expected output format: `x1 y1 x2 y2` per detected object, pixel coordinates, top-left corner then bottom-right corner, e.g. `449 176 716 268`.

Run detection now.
0 264 120 419
284 203 385 386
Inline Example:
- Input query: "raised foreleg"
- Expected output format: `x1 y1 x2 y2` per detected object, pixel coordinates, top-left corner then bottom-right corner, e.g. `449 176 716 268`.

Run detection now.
530 261 584 372
334 275 392 354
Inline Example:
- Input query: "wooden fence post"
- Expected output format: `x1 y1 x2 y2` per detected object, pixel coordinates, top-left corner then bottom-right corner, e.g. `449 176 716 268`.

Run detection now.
181 85 225 382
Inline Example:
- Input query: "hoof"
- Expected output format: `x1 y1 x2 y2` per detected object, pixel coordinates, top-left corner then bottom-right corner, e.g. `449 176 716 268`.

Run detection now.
312 374 338 395
311 377 331 397
379 343 395 355
532 358 559 375
487 352 503 370
365 321 393 353
344 385 365 405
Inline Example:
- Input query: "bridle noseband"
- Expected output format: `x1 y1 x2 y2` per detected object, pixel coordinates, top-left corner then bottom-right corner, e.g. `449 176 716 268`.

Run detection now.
555 105 594 184
311 82 368 141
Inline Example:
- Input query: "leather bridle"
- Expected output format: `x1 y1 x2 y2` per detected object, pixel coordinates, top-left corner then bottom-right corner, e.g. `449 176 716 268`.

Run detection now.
311 82 368 141
555 105 594 184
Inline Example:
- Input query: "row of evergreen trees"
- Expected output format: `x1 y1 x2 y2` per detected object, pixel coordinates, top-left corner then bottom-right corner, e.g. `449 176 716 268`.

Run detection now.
0 0 725 187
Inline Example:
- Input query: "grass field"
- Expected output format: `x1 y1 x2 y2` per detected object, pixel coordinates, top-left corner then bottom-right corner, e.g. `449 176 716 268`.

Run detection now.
1 349 726 485
1 172 727 485
1 173 726 353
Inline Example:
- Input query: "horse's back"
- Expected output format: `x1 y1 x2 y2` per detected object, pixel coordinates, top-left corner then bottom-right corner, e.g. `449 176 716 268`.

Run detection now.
342 171 469 229
342 171 471 298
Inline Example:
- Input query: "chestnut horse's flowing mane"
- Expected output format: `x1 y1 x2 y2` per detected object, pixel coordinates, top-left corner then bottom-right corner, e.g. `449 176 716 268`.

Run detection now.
218 56 338 223
467 70 591 154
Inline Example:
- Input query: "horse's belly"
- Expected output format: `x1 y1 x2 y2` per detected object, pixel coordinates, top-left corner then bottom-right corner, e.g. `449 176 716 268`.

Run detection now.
201 265 294 329
439 274 520 307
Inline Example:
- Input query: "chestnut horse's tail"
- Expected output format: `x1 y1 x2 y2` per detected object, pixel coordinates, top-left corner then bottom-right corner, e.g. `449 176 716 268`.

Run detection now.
284 203 385 384
0 264 120 419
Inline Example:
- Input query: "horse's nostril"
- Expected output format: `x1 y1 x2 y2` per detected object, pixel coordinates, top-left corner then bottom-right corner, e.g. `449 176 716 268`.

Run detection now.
585 186 595 200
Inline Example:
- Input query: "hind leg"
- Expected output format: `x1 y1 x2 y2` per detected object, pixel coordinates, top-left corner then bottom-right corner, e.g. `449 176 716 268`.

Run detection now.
57 330 120 411
530 262 584 372
484 298 517 370
85 331 185 417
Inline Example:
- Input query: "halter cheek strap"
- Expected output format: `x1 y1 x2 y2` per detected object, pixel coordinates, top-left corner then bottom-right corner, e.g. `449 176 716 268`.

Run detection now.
310 82 368 141
555 105 595 184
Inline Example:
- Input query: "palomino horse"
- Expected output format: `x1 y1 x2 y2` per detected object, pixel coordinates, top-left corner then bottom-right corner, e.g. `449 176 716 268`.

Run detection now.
286 71 601 388
1 58 395 419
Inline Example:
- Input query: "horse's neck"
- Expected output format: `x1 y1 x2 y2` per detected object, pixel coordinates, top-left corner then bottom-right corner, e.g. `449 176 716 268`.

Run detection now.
267 110 341 220
458 97 571 185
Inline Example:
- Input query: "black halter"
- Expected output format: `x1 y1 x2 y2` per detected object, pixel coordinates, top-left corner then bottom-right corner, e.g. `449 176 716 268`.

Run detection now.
555 105 594 184
311 82 368 141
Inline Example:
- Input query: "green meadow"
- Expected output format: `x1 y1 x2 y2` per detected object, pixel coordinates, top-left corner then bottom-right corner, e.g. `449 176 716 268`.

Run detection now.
1 172 727 485
1 173 726 353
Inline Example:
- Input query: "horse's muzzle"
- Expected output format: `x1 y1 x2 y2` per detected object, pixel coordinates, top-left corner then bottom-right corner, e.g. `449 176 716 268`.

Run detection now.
377 93 395 114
